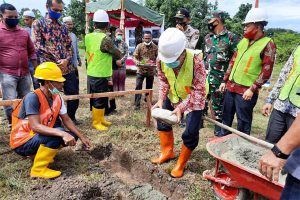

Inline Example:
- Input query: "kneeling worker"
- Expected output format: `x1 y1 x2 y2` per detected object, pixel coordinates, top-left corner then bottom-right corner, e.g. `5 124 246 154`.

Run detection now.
10 62 91 179
152 28 206 178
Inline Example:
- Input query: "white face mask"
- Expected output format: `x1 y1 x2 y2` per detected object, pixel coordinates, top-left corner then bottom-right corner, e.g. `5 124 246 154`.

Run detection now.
144 41 152 46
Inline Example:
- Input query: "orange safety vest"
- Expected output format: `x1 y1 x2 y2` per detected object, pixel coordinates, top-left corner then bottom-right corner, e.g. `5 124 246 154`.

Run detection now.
10 89 62 149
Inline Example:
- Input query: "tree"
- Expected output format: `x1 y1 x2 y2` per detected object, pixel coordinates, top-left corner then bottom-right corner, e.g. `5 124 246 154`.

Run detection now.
19 8 42 27
66 0 86 37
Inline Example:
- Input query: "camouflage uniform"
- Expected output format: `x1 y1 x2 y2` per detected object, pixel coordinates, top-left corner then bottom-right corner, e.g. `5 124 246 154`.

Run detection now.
184 25 199 49
204 29 239 122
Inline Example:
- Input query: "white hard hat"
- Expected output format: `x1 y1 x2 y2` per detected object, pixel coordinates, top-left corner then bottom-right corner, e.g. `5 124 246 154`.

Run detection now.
93 9 109 23
63 16 72 23
243 8 268 24
158 28 187 63
23 10 35 18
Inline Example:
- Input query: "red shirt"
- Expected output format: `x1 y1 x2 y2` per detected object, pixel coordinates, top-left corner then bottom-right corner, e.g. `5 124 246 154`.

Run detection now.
0 22 37 76
157 50 206 113
223 37 276 95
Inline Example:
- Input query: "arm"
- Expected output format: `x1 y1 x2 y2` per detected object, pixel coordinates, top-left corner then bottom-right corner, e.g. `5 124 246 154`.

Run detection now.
223 51 237 82
176 54 206 113
266 54 294 104
133 44 141 65
259 114 300 181
75 35 81 64
157 60 170 101
249 41 276 93
120 42 128 64
100 36 121 59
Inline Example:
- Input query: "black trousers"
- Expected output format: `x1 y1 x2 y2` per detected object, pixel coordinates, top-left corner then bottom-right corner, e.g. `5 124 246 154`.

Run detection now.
157 98 203 150
63 71 79 120
88 76 109 109
134 73 154 108
265 109 295 144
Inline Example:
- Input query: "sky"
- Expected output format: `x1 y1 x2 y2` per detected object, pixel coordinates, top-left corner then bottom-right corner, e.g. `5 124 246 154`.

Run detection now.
4 0 300 32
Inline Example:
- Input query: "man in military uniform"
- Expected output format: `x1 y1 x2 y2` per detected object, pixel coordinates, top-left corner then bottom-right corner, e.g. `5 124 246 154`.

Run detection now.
204 10 239 136
175 8 199 49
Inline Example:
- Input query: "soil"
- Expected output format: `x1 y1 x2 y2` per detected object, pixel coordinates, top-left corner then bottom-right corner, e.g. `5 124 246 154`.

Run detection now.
28 143 190 200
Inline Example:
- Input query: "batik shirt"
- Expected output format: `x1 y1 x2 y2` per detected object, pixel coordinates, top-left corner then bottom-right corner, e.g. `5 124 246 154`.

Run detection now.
204 29 239 85
265 51 300 117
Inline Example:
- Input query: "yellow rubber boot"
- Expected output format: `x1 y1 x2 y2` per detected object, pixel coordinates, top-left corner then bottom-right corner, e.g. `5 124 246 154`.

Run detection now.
171 144 192 178
99 108 112 126
92 107 108 131
151 131 175 164
30 145 61 179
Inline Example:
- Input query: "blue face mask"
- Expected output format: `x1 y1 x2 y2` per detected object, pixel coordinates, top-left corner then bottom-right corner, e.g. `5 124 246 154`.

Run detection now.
49 83 60 95
5 18 19 28
166 60 180 69
48 8 62 20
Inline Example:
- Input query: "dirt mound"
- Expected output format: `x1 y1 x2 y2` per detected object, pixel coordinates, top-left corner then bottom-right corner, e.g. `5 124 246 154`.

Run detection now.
29 143 189 200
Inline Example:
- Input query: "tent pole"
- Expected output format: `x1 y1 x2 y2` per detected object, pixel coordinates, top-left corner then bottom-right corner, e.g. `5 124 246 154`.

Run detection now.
255 0 259 8
85 0 90 34
120 0 125 31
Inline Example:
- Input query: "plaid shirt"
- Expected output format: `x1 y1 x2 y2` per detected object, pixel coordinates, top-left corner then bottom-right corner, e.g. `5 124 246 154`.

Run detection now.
32 16 73 75
157 50 206 113
223 36 276 94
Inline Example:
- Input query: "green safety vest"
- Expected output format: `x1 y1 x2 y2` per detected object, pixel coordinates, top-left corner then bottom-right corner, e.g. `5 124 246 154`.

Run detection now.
229 37 272 87
85 32 112 78
161 49 197 104
278 46 300 108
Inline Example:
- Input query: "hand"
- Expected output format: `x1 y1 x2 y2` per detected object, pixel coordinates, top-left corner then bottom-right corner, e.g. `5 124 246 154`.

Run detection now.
108 81 113 86
80 136 91 149
262 103 273 116
116 60 122 67
78 60 82 67
62 132 76 146
219 83 226 93
176 24 184 32
242 88 254 101
171 107 182 123
258 150 286 182
57 59 69 69
152 99 163 110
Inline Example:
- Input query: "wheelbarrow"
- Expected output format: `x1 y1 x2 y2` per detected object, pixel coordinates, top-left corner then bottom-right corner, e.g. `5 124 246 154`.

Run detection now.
203 134 285 200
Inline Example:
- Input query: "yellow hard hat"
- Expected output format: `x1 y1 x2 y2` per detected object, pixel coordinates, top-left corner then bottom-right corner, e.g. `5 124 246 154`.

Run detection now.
34 62 66 82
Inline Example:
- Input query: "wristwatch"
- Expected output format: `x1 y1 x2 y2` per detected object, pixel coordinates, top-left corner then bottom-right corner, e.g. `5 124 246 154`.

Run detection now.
271 145 290 159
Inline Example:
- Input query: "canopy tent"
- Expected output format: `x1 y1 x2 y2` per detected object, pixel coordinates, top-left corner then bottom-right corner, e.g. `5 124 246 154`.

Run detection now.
85 0 164 28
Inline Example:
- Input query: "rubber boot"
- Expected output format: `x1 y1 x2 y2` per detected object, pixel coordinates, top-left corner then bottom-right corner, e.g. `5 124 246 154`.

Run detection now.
92 107 108 131
99 108 112 126
30 145 61 179
171 144 192 178
151 131 175 164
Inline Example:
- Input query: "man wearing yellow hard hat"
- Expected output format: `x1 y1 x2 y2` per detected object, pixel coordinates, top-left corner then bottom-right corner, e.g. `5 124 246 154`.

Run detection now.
10 62 91 179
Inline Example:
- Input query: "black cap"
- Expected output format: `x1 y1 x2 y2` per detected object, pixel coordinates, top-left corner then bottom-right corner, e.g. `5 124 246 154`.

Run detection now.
174 8 190 19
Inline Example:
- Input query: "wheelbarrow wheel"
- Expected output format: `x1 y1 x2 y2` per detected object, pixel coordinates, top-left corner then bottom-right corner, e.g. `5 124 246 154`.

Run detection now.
213 184 250 200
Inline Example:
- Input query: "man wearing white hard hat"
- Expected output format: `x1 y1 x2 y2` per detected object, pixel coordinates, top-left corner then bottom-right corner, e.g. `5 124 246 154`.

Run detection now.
85 9 121 131
152 28 206 178
219 7 276 136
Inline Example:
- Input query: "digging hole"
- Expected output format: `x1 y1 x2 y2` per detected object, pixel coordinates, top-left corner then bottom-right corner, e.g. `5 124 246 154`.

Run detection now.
89 143 113 160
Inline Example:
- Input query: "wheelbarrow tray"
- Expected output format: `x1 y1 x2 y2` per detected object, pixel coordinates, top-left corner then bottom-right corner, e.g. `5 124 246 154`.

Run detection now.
206 134 285 200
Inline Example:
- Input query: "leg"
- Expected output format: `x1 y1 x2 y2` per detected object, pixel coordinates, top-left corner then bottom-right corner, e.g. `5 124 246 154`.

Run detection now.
112 69 119 92
134 73 145 110
63 71 79 121
17 75 31 98
145 75 154 96
280 174 300 200
0 73 18 124
171 110 202 178
235 94 258 135
210 83 224 136
29 61 40 89
265 110 291 144
221 91 236 136
119 69 126 91
152 98 175 164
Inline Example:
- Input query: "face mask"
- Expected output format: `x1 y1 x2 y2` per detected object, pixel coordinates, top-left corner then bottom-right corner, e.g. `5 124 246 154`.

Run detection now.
5 18 19 28
116 35 123 41
48 8 62 20
166 60 180 69
207 22 217 32
144 41 152 46
48 83 60 95
243 27 258 40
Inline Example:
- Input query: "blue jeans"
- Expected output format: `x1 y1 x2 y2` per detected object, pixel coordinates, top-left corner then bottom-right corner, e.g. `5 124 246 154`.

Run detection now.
281 174 300 200
157 98 203 150
221 91 258 136
63 71 79 120
14 128 78 156
28 61 40 89
0 73 31 124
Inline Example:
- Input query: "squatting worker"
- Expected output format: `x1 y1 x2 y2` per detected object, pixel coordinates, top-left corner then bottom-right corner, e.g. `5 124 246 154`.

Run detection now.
219 8 276 136
152 28 206 178
85 9 121 131
10 62 91 179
